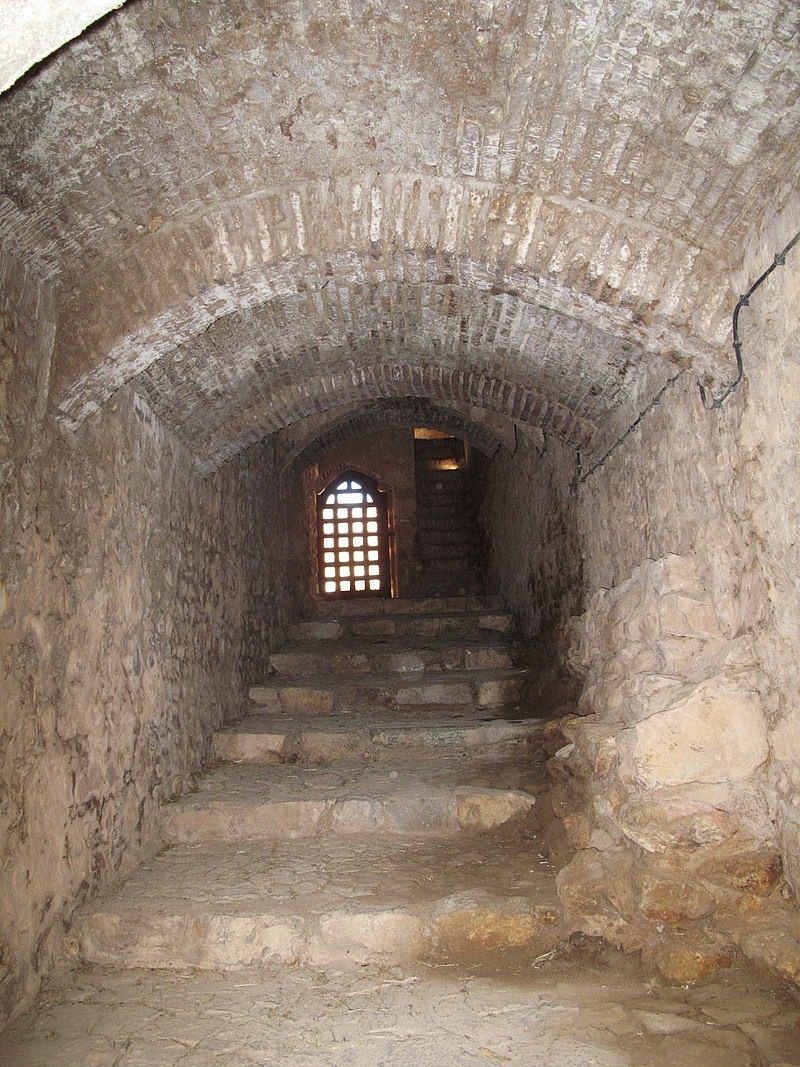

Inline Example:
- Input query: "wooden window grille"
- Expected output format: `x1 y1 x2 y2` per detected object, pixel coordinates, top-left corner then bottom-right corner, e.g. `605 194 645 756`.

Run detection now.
317 471 391 599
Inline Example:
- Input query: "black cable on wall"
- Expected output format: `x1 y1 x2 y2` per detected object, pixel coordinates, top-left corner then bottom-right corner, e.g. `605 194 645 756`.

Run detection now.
700 228 800 410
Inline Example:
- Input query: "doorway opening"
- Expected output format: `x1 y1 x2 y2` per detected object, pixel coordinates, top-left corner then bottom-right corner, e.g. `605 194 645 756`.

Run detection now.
317 470 392 599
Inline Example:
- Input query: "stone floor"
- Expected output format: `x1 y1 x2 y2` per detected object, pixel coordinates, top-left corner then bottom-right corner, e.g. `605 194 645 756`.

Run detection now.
2 948 798 1066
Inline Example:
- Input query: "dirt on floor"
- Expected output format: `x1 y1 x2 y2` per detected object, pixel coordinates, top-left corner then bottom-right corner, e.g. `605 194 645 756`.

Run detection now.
1 940 798 1067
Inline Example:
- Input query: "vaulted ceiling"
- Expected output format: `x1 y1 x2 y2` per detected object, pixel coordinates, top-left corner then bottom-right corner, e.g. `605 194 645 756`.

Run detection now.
2 0 798 469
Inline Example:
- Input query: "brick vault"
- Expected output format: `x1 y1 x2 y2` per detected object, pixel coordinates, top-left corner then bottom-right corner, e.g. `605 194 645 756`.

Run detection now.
3 0 798 462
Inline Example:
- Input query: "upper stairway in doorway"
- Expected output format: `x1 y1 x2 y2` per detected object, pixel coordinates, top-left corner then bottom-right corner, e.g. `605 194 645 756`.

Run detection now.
410 436 483 598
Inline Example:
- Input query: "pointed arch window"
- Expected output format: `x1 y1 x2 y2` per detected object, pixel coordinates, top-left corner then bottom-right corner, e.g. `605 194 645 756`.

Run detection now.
317 471 391 598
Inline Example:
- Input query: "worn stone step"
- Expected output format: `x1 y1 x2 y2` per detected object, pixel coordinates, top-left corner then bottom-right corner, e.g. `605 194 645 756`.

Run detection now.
306 594 503 617
161 758 537 845
270 636 518 678
418 555 477 572
213 709 544 765
73 833 561 971
289 609 514 641
405 580 485 601
420 528 476 545
416 515 475 531
249 667 527 714
416 495 469 510
419 540 477 557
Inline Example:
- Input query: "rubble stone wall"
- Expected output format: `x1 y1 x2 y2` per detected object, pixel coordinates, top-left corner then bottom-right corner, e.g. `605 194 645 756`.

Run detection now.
556 203 800 982
0 248 298 1026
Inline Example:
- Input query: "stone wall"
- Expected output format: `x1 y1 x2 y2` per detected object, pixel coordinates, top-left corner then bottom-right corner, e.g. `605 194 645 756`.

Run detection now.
551 555 790 981
0 249 299 1026
477 431 581 640
552 201 800 982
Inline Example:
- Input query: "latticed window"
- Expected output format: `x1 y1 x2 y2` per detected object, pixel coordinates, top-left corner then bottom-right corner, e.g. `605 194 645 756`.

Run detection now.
317 471 391 598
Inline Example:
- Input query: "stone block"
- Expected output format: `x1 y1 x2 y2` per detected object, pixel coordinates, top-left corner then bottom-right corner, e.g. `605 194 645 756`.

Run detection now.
311 910 427 964
732 911 800 986
455 787 534 831
291 620 344 640
77 911 304 970
636 869 716 923
213 731 286 763
477 677 524 706
298 730 369 764
352 619 396 636
622 608 660 646
698 849 783 896
645 554 704 598
382 792 454 833
464 647 514 670
623 679 768 786
381 652 426 673
572 722 619 777
619 787 740 853
562 811 593 849
249 686 282 710
477 613 514 634
433 900 561 955
329 798 385 833
658 593 721 640
330 652 371 673
556 847 638 947
395 681 472 705
279 686 335 715
271 651 328 675
644 932 734 984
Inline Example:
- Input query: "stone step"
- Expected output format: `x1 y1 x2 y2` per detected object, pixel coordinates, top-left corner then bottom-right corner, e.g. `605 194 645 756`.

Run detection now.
161 757 537 845
419 539 478 556
404 580 485 601
270 636 519 678
249 667 527 715
420 528 476 545
416 493 469 508
306 594 502 617
418 554 478 571
416 518 476 535
289 609 514 641
213 709 544 765
73 833 561 971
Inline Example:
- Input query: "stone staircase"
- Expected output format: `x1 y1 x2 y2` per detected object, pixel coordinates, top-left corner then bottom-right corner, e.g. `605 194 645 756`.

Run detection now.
412 437 483 596
72 595 561 973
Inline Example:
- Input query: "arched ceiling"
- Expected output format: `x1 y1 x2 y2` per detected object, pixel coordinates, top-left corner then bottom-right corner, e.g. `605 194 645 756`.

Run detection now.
278 398 515 472
1 0 798 467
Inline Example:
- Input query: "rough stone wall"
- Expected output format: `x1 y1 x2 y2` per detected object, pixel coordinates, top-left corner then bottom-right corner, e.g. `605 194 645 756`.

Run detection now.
552 202 800 981
477 431 581 639
313 428 419 598
551 555 790 982
0 249 297 1027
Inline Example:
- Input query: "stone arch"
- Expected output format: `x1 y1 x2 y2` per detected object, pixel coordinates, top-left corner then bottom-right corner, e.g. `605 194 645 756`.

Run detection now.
53 185 727 430
192 362 592 474
285 399 507 470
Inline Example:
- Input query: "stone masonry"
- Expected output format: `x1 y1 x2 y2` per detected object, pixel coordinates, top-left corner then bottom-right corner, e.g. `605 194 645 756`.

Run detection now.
547 555 798 985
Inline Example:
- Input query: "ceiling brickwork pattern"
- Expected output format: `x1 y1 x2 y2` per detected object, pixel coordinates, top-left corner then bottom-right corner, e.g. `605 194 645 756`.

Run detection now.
1 0 798 463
